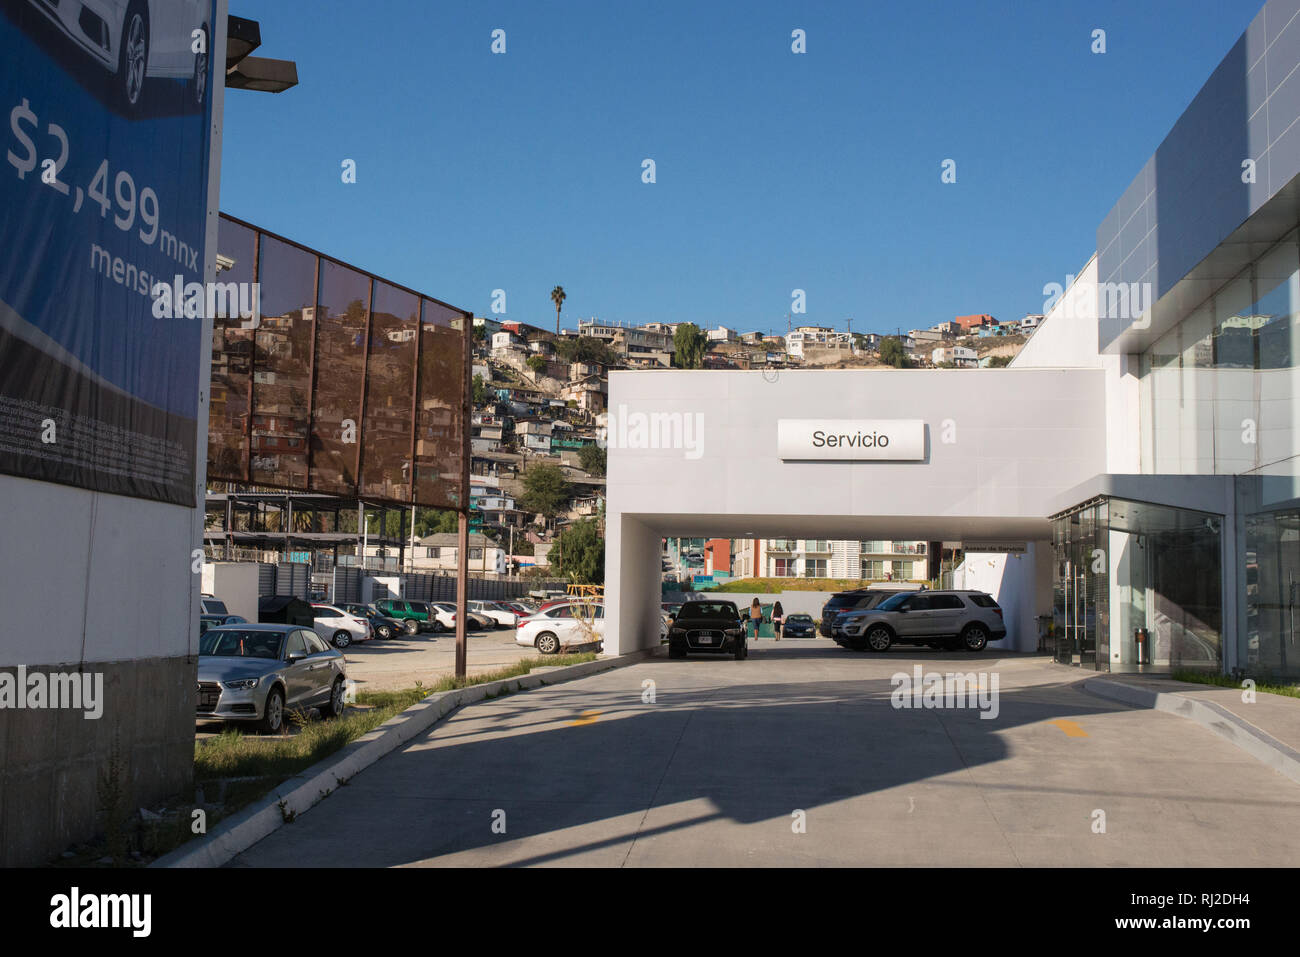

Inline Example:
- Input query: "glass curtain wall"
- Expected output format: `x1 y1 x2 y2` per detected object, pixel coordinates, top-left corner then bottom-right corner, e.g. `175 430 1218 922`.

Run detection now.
1053 497 1222 673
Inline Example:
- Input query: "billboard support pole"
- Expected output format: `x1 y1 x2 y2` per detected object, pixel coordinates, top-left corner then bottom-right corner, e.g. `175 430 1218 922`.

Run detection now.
456 511 468 678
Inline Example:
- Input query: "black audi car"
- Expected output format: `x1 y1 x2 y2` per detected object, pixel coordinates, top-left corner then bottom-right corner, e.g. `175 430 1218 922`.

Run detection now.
667 600 748 660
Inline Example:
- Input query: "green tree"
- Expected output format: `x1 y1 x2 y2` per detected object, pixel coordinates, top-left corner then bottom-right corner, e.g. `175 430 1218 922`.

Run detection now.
672 322 706 369
472 373 487 405
519 462 572 522
554 519 605 584
878 336 912 369
472 322 486 342
526 354 548 375
986 354 1012 368
550 285 566 334
578 443 606 476
555 336 620 367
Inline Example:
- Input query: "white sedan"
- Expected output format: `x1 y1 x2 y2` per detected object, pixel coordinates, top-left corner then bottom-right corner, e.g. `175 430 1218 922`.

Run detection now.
430 603 493 632
26 0 213 111
468 601 518 628
310 604 371 649
516 602 604 655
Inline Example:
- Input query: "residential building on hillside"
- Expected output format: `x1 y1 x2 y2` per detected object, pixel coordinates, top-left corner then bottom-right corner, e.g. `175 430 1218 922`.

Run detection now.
932 345 978 367
707 326 737 342
730 539 930 580
785 326 854 358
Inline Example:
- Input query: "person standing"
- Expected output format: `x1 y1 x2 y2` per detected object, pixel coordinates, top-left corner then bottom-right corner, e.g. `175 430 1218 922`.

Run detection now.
749 597 763 643
771 600 784 640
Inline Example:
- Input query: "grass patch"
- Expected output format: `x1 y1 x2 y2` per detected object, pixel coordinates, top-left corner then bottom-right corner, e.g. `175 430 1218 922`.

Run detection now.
1173 669 1300 699
197 652 600 786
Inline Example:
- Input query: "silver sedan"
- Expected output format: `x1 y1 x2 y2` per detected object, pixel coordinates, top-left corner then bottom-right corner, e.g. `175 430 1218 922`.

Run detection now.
197 624 348 734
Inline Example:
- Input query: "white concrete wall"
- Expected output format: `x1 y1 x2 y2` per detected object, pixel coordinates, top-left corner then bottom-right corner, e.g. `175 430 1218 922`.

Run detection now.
1010 254 1140 473
954 544 1049 652
0 476 197 667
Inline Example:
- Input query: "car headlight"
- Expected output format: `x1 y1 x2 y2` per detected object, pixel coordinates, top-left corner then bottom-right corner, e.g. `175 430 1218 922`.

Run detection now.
222 677 260 690
669 627 686 636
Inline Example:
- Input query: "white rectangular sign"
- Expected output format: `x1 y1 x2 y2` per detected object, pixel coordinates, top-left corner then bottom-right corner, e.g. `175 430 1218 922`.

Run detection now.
962 542 1029 554
777 419 925 461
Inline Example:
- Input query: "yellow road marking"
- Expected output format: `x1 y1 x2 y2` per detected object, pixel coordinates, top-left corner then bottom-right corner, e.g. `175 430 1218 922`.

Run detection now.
570 710 602 726
1049 719 1089 738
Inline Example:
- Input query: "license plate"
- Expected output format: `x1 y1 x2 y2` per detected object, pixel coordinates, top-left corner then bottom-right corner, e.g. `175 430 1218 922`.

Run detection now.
698 634 713 644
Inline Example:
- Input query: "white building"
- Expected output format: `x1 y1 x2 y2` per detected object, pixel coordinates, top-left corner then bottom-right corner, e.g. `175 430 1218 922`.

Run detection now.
784 326 853 359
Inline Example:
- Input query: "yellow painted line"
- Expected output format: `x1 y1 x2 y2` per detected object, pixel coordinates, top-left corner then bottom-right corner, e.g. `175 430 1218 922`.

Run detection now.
569 710 602 726
1049 719 1089 738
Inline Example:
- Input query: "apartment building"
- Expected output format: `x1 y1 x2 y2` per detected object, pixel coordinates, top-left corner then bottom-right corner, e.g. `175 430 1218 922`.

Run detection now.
730 539 929 580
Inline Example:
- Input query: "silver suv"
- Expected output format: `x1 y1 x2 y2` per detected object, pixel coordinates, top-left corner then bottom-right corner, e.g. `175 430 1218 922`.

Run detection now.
838 590 1005 652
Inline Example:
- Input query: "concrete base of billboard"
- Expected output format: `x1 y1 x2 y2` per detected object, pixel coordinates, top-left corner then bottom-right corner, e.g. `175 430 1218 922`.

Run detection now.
0 655 195 866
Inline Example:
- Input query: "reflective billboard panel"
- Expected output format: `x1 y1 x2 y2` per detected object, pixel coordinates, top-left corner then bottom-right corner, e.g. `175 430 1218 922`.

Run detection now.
210 216 468 508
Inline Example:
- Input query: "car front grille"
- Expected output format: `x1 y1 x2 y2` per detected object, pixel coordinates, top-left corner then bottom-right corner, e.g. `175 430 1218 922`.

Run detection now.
196 681 221 713
687 629 726 648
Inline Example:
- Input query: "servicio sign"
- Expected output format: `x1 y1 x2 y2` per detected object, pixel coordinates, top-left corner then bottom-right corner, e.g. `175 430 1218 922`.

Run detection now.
777 419 925 461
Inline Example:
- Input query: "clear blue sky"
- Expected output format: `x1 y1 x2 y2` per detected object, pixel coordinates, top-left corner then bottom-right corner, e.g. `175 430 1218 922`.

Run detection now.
221 0 1265 337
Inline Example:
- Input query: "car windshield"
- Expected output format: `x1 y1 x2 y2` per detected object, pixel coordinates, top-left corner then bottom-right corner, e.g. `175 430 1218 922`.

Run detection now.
678 602 738 620
200 630 284 659
789 615 812 622
827 593 868 609
877 593 912 611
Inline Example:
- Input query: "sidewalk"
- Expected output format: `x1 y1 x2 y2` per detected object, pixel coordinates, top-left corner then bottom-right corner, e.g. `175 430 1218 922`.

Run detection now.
1082 673 1300 786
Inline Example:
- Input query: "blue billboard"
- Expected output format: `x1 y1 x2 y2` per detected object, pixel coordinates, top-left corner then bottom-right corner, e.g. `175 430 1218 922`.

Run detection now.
0 0 218 505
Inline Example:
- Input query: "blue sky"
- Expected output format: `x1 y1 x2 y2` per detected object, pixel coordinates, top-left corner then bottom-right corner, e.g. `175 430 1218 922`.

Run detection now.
221 0 1266 337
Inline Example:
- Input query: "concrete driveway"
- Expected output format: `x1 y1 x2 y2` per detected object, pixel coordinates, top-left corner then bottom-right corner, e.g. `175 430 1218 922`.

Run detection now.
230 639 1300 867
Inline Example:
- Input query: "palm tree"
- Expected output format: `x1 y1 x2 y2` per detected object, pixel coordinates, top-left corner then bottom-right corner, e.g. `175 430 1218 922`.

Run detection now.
550 285 566 334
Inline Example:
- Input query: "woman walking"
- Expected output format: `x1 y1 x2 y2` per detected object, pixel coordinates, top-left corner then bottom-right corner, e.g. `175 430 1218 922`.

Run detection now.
749 597 763 643
771 600 784 640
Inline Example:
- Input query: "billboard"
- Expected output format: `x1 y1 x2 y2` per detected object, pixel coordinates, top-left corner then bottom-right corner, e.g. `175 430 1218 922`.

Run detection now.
0 0 219 505
208 215 470 509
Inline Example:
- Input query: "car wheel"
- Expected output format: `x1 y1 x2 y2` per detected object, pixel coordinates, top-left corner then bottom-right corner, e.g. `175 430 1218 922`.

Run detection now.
961 625 989 652
332 630 352 649
376 623 392 640
320 678 345 718
118 2 149 113
189 23 208 109
259 687 285 734
669 643 686 659
536 632 560 655
734 641 746 661
404 619 419 635
864 626 893 652
431 619 445 633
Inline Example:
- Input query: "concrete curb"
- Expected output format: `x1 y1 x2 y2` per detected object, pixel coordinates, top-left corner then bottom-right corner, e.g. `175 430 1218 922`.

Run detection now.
1082 677 1300 786
153 651 650 868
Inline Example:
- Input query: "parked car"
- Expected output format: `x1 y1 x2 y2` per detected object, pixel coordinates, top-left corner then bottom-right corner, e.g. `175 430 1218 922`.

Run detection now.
200 595 229 616
818 589 896 637
667 600 747 660
374 598 442 634
431 602 492 631
468 601 518 629
25 0 213 112
502 601 537 618
199 613 246 635
340 603 404 640
836 590 1006 652
197 624 347 733
781 613 816 638
310 603 372 649
515 600 604 654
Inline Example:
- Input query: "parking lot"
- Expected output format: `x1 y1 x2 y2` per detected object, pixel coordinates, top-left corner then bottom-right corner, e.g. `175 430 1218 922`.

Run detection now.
336 626 542 694
230 639 1300 867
